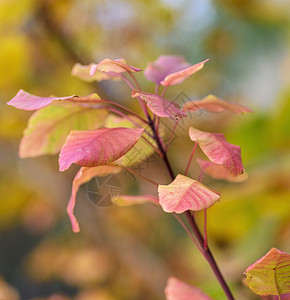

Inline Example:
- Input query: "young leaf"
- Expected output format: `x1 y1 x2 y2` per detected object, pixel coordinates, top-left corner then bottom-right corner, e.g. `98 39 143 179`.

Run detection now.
144 55 191 84
244 248 290 297
71 63 120 82
90 58 141 76
165 277 213 300
161 58 209 86
68 165 121 232
197 158 248 182
158 174 220 214
183 94 253 114
7 90 104 111
189 127 244 176
132 90 186 120
19 103 107 158
112 194 159 206
59 127 144 171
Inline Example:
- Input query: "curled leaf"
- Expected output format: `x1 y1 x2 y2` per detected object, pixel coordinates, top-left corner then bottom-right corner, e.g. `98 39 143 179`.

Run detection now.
59 127 144 171
161 58 209 86
7 90 104 111
104 114 158 167
68 165 121 232
165 277 213 300
90 58 141 76
244 248 290 297
19 104 107 158
144 55 191 84
197 158 248 182
158 174 220 214
189 127 244 176
112 194 159 207
183 94 253 114
71 63 120 82
132 90 186 120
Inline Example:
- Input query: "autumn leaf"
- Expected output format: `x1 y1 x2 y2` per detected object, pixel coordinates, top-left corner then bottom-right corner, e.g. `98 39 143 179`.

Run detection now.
68 165 121 232
144 54 209 86
132 90 186 120
7 90 104 111
183 94 253 114
158 174 220 213
197 158 248 182
59 127 144 171
104 114 157 167
244 248 290 297
71 63 120 82
90 58 141 76
19 103 107 158
165 277 213 300
161 58 209 86
189 127 244 176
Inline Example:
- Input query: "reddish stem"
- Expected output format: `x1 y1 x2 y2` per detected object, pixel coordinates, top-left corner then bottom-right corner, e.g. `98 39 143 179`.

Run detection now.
149 120 235 300
184 142 198 176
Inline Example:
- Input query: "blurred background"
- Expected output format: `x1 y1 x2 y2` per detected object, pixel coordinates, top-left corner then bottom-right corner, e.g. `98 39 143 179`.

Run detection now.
0 0 290 299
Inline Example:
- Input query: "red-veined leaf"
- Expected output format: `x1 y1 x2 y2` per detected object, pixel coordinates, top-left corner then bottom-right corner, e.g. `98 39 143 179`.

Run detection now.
112 194 159 206
161 58 209 86
183 94 253 114
158 174 220 213
19 103 107 158
189 127 244 176
59 127 144 171
244 248 290 297
71 63 120 82
197 158 248 182
68 165 121 232
90 58 141 76
7 90 104 111
104 114 157 167
165 277 213 300
144 55 191 84
132 90 186 120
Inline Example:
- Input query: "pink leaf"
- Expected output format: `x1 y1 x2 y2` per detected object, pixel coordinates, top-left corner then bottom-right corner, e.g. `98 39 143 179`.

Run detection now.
244 248 290 297
161 58 209 86
90 58 141 76
112 194 159 206
158 174 220 214
183 94 253 114
197 158 248 182
132 90 186 120
144 55 191 84
189 127 244 176
7 90 104 111
165 277 213 300
68 165 121 232
59 127 144 171
71 63 120 82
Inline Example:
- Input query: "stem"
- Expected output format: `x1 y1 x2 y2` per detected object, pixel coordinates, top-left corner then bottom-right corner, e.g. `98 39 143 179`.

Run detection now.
106 100 148 125
128 72 141 90
204 210 208 249
161 86 168 97
120 74 150 119
173 213 204 254
165 120 179 151
148 117 235 299
185 212 235 300
121 166 159 186
141 136 163 157
184 142 198 176
155 84 160 95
